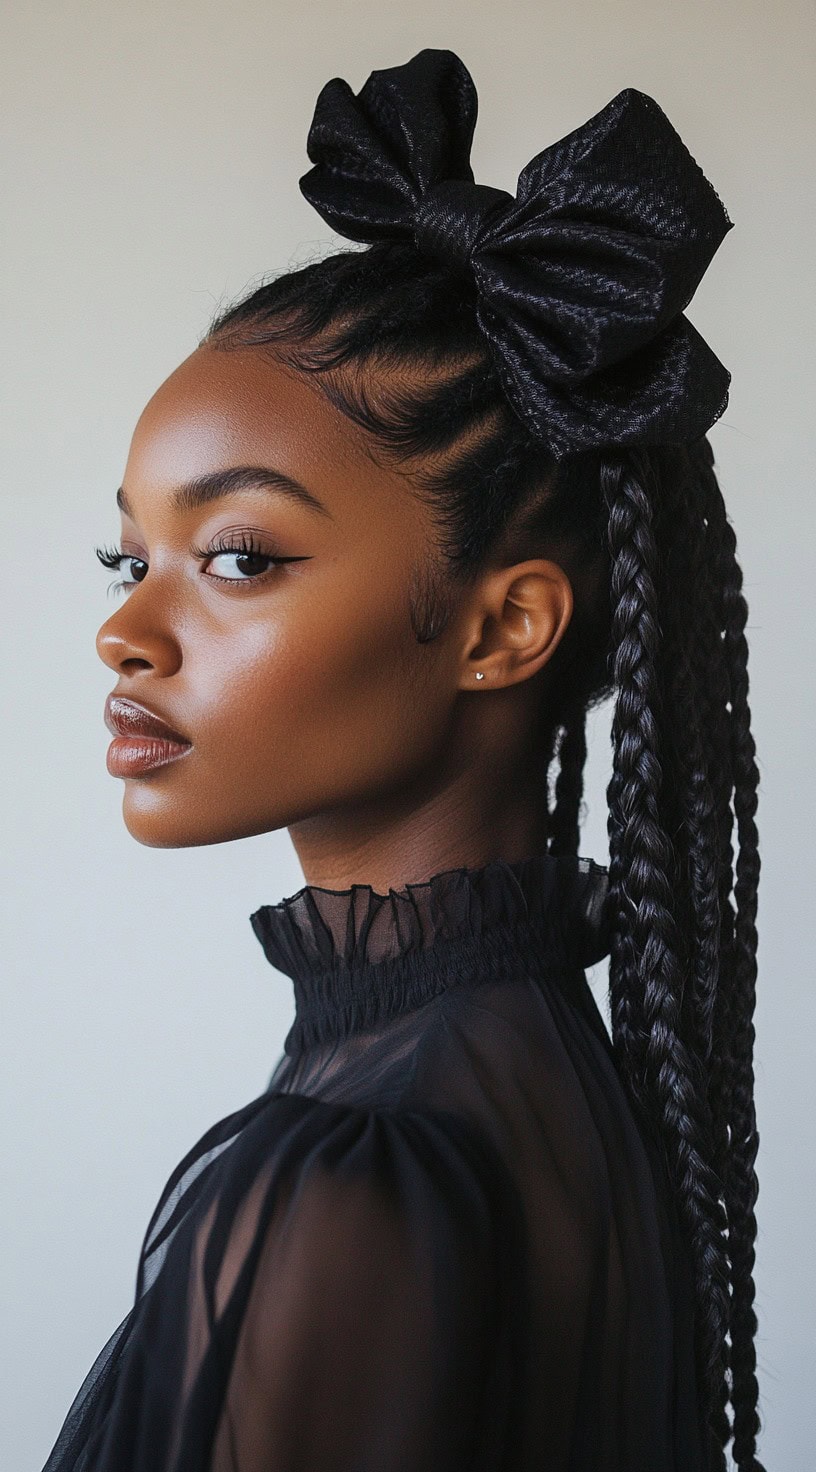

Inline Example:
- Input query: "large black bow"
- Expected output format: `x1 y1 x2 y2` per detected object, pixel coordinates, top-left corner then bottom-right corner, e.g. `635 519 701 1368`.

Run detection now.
298 49 733 459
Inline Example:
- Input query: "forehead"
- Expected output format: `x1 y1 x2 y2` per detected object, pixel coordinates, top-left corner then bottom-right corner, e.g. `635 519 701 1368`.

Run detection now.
123 341 414 526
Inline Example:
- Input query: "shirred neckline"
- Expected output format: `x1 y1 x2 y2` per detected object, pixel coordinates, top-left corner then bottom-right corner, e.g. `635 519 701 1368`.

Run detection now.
250 851 610 1053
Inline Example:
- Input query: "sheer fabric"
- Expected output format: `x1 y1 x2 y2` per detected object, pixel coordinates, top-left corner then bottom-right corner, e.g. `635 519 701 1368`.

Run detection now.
42 853 708 1471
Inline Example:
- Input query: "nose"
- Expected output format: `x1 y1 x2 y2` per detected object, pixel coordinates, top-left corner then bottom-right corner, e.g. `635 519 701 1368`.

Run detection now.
96 590 182 677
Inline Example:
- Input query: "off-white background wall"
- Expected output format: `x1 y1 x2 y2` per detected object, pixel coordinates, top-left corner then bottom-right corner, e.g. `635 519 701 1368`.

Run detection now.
1 2 813 1467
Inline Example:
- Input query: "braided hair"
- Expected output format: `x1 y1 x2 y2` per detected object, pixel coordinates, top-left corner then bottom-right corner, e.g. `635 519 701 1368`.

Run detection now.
202 238 764 1471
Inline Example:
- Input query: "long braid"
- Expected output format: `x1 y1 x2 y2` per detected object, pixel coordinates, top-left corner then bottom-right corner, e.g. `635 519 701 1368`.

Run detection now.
697 444 765 1469
687 441 739 1205
654 444 734 1455
657 453 723 1067
603 447 732 1469
594 455 646 1084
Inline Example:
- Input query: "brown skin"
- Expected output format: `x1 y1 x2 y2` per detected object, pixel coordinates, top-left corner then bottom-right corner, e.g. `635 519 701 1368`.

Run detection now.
96 342 574 893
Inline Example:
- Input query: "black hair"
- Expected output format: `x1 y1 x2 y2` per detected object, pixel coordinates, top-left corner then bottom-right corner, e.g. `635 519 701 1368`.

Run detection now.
202 239 763 1471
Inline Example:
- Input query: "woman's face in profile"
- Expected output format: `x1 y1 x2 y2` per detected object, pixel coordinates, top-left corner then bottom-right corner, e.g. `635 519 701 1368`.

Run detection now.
96 342 466 850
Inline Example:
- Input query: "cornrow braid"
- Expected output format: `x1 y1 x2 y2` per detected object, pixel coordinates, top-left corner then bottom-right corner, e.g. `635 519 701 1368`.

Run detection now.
203 237 764 1468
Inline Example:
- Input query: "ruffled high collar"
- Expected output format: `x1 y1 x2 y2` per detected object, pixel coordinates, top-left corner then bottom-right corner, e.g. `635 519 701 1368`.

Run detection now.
250 851 610 1054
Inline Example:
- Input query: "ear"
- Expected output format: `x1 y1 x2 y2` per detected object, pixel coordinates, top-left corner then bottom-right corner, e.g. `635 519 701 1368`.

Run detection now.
457 558 574 691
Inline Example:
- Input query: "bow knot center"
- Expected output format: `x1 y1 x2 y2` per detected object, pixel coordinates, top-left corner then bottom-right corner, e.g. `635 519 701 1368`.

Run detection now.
412 179 511 274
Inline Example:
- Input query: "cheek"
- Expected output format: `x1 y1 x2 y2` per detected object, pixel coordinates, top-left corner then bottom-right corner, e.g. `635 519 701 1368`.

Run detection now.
200 578 445 804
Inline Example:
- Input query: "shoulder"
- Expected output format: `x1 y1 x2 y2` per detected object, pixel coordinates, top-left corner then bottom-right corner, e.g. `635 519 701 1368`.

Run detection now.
58 1096 528 1469
137 1088 513 1306
135 1090 523 1446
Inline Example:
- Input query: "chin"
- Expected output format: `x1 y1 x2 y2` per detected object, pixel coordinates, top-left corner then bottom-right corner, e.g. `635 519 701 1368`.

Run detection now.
121 811 214 849
120 789 285 849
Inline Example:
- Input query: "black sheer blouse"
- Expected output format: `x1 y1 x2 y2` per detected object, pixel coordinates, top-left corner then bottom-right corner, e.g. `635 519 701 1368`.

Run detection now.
42 853 708 1471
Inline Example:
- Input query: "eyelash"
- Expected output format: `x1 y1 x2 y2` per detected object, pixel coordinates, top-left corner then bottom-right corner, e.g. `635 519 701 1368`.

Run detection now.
94 532 305 594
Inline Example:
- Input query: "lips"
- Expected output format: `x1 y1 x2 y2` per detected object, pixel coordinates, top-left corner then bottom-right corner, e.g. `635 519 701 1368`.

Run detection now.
104 695 191 746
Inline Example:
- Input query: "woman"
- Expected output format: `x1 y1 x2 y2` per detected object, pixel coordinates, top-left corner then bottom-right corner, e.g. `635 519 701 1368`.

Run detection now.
43 48 765 1472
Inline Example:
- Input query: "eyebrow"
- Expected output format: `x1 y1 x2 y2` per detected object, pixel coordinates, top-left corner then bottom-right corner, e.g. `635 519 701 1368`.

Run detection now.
115 465 332 520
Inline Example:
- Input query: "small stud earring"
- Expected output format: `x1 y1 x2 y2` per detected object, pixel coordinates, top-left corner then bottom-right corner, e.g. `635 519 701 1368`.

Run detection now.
475 671 485 681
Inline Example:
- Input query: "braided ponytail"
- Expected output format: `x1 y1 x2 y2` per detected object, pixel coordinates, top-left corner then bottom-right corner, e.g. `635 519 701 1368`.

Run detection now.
584 441 763 1471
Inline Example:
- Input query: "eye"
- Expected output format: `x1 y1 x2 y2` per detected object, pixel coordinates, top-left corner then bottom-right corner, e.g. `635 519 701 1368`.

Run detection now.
95 543 147 597
204 547 282 583
192 531 311 587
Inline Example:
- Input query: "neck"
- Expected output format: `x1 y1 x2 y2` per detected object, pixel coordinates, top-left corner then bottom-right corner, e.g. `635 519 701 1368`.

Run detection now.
287 757 551 894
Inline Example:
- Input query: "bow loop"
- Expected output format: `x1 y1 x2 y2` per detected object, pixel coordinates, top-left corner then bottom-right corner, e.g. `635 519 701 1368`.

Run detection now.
413 180 513 275
298 49 734 458
300 49 479 244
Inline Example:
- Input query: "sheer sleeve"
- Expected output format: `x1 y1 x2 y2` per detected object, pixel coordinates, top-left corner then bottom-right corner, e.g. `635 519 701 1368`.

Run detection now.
46 1091 526 1472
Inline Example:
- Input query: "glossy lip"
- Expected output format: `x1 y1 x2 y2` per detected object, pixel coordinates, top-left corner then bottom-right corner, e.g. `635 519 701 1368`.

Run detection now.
104 694 191 745
104 695 193 778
